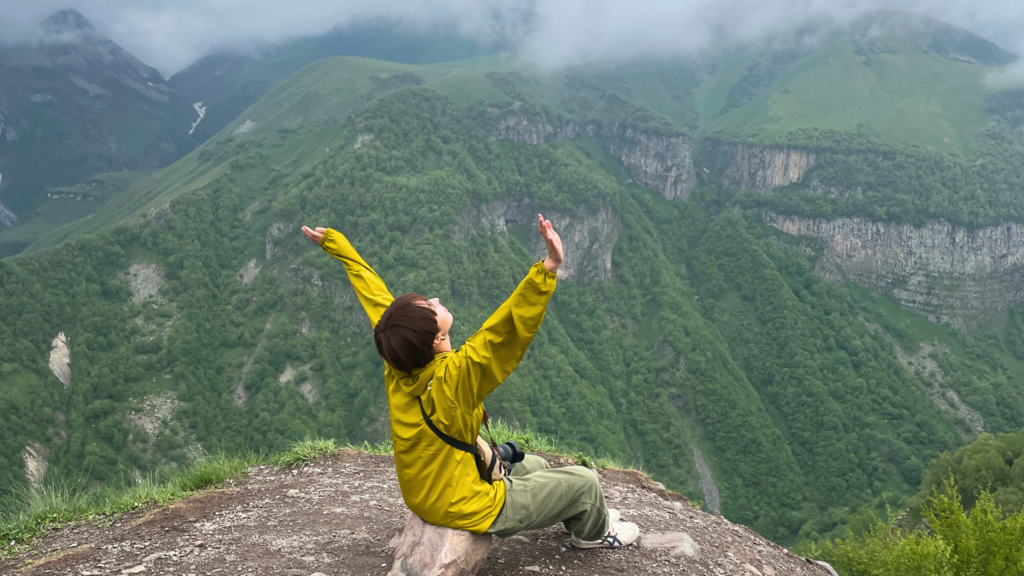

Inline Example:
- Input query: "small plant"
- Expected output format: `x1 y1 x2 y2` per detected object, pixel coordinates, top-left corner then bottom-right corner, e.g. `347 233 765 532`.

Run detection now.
274 437 339 468
352 439 394 455
574 452 594 469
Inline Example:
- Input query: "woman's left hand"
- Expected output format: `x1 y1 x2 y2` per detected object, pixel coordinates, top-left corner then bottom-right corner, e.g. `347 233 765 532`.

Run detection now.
301 226 326 245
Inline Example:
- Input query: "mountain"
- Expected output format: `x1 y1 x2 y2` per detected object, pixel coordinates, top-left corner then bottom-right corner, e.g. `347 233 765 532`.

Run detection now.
0 9 198 256
697 10 1016 150
168 20 505 143
3 9 1024 549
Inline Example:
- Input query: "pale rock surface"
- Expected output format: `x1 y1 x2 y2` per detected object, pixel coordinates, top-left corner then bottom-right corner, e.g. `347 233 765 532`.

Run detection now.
490 110 577 146
238 258 260 285
602 124 696 200
641 531 701 560
266 222 294 260
0 197 16 227
388 512 492 576
48 332 71 388
489 113 696 201
765 212 1024 330
21 441 49 487
125 263 165 304
706 139 816 194
456 197 620 282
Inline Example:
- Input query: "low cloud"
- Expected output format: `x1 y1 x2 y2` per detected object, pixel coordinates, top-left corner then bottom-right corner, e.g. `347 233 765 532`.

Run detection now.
1 0 1023 77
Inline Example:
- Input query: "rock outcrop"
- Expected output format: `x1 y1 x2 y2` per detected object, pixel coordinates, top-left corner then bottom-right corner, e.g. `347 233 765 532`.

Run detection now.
21 442 49 487
490 111 578 146
266 222 293 260
0 197 16 227
765 212 1024 330
490 113 696 200
603 124 697 200
457 198 621 282
388 512 493 576
48 332 71 388
125 263 165 304
705 139 815 194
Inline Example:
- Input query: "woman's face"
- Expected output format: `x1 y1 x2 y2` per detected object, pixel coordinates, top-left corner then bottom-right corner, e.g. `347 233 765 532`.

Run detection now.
425 297 453 336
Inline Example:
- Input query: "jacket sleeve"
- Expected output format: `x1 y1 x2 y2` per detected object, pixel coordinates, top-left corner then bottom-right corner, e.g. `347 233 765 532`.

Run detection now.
448 261 557 408
320 228 394 328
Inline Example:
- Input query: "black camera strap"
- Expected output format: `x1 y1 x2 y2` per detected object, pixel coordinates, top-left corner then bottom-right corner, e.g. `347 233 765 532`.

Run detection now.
417 396 478 455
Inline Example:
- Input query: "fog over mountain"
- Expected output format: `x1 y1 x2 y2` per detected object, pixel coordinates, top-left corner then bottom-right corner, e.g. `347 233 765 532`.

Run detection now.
1 0 1024 76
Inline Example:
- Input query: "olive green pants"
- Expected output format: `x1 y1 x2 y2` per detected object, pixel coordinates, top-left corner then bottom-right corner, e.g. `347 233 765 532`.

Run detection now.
485 455 609 542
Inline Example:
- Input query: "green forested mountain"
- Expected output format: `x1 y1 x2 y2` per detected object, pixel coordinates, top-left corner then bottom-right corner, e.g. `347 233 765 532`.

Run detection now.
169 20 505 144
3 10 1024 549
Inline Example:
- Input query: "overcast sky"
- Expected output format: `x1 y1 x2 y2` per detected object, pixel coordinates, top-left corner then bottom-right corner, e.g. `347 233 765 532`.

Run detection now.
1 0 1024 77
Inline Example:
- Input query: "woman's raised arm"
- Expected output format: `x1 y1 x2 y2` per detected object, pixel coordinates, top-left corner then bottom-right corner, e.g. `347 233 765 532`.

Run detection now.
302 226 394 328
447 215 562 408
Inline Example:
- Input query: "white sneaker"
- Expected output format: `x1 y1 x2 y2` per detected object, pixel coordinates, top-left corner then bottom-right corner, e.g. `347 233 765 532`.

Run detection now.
560 508 620 534
570 519 640 549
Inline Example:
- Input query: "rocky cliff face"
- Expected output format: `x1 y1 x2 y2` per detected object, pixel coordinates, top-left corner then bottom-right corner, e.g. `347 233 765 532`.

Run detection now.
0 197 15 227
603 124 697 200
490 110 578 145
764 212 1024 330
457 197 621 283
705 139 816 194
490 113 696 200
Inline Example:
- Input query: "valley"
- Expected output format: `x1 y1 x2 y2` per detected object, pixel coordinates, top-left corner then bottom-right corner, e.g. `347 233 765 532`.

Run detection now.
2 7 1024 558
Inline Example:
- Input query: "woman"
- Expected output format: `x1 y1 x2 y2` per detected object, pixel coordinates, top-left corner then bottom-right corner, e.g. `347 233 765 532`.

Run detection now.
300 215 638 548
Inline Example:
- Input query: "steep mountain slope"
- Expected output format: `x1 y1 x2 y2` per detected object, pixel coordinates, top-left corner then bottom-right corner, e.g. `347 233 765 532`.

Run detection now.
168 21 504 144
698 11 1015 150
0 9 198 256
3 48 1024 548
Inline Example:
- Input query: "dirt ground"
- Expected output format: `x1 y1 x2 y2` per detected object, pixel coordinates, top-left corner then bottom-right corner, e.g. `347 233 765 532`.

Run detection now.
2 451 831 576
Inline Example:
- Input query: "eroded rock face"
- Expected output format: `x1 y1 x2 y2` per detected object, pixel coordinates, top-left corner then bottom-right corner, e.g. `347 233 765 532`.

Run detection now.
239 258 260 285
490 114 696 200
604 125 696 200
21 441 49 487
0 197 16 227
266 222 293 260
457 198 621 282
388 512 492 576
490 111 578 145
706 139 815 194
765 212 1024 330
49 332 71 388
125 263 165 304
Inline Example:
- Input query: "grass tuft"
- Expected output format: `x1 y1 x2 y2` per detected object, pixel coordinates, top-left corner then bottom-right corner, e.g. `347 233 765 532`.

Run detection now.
273 437 340 468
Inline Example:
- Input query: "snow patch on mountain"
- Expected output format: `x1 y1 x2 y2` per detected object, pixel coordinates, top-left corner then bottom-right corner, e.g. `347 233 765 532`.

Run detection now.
189 102 207 135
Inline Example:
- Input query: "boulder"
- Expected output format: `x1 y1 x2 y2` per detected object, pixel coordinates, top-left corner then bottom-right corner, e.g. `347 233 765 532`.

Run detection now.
388 512 493 576
640 531 701 560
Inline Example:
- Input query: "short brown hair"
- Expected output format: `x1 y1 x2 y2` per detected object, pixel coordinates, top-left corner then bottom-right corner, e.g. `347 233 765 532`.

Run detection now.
374 293 438 374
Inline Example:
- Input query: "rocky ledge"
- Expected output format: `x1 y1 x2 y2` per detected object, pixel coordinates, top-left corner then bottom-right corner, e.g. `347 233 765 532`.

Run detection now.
490 112 696 201
765 211 1024 331
2 451 830 576
704 139 816 194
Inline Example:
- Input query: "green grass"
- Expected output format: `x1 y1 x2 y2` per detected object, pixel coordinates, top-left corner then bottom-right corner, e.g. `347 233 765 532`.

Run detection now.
0 452 259 557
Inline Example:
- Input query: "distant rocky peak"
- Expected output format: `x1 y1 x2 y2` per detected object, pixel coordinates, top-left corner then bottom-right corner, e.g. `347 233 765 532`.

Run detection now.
41 9 96 35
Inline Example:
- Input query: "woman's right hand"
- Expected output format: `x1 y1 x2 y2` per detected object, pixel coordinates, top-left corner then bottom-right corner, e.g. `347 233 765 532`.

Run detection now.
301 226 326 245
538 214 563 274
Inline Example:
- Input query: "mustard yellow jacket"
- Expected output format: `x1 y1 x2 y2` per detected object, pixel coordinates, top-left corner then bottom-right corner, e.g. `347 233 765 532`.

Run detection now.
320 228 557 533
